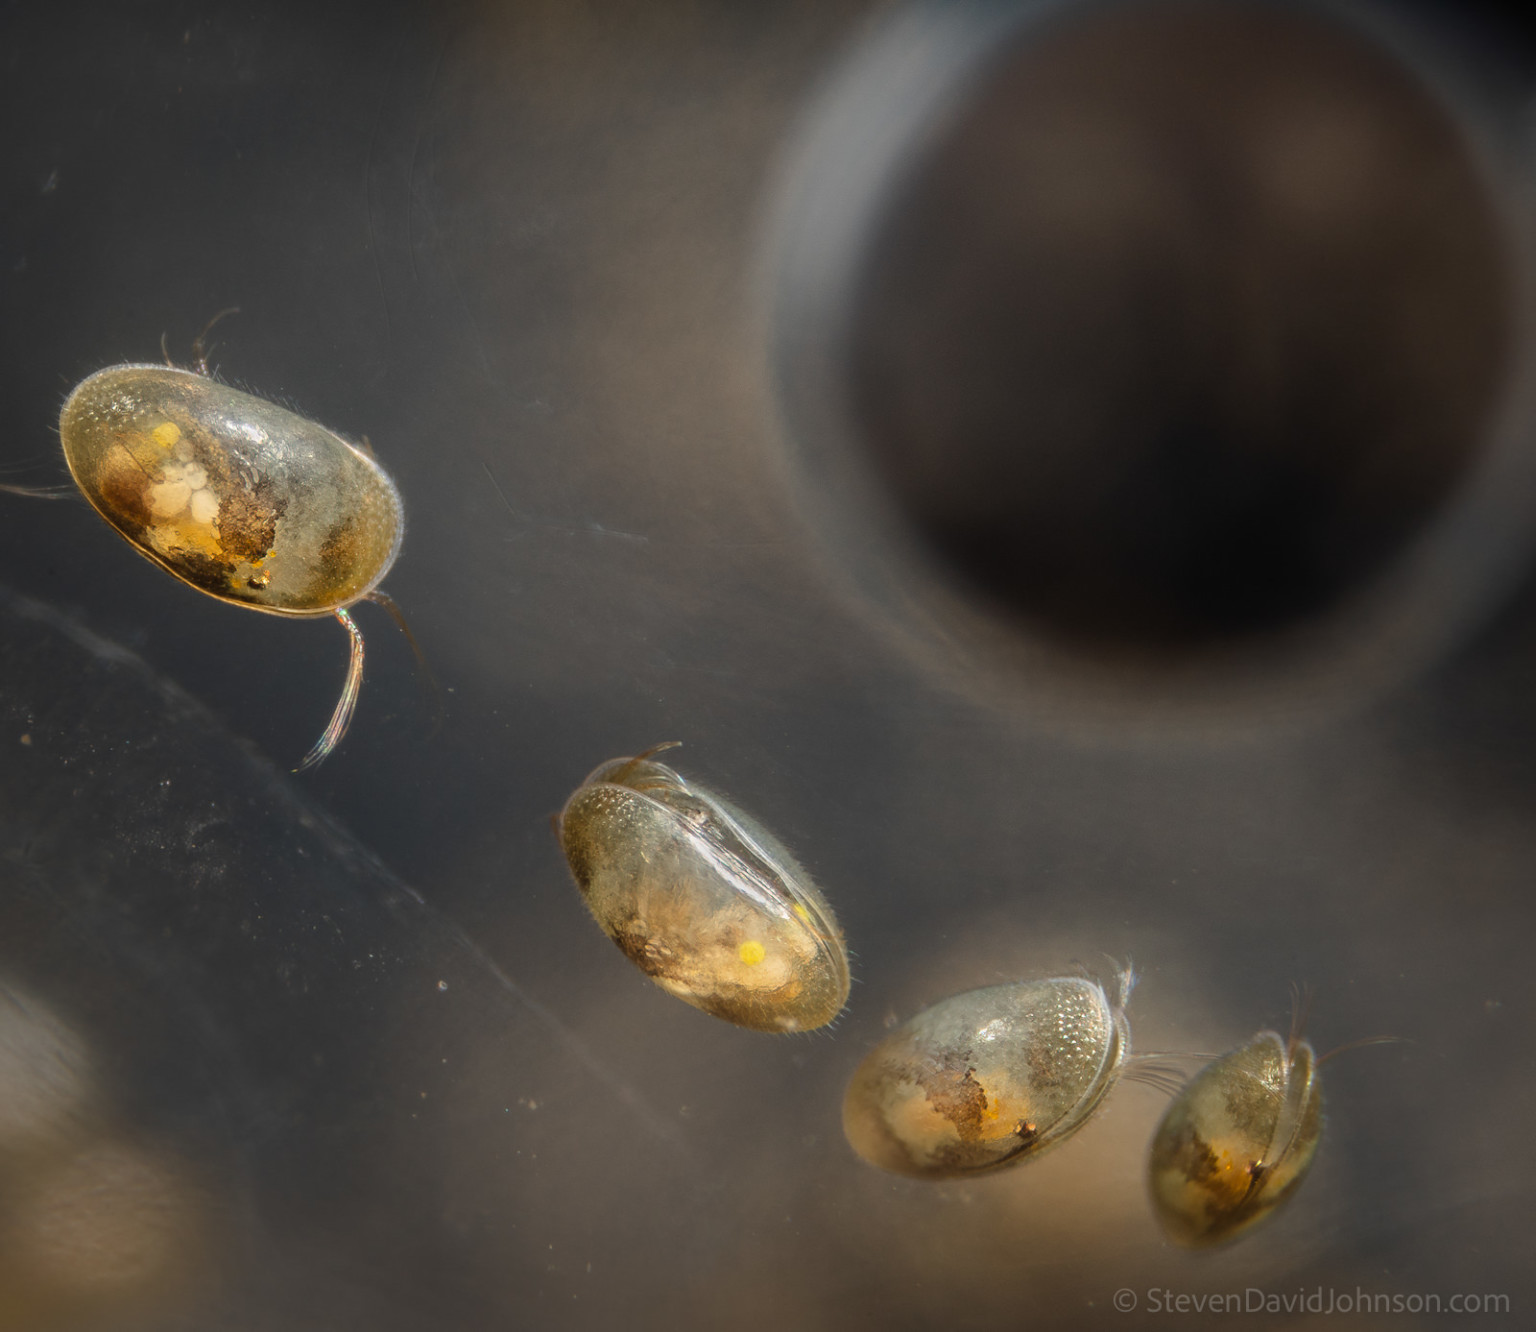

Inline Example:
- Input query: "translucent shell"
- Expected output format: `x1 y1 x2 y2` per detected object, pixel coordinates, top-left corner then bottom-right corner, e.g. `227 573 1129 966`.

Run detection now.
558 750 850 1033
842 977 1130 1178
1147 1030 1321 1247
59 365 400 615
59 364 404 769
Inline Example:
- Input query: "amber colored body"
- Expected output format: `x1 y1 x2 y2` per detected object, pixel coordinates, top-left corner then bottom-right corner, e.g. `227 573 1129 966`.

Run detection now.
1147 1031 1322 1246
58 364 405 769
558 750 850 1033
842 977 1129 1177
59 365 401 617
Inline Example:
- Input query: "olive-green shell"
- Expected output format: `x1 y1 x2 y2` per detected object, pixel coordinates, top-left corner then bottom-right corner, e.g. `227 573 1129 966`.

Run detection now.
60 365 401 616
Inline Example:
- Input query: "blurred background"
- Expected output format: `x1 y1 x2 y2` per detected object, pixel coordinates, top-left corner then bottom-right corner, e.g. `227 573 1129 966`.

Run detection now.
2 0 1535 1326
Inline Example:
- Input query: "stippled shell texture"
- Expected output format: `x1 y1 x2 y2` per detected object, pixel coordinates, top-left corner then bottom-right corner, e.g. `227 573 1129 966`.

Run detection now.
559 753 850 1033
1147 1030 1321 1246
843 977 1128 1177
60 365 400 616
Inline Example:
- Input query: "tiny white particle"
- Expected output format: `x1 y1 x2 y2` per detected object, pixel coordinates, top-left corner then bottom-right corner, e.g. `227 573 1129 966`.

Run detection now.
189 487 220 524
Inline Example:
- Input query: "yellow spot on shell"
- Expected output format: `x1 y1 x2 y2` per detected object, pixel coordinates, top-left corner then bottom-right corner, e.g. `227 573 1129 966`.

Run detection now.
739 940 766 966
150 421 181 448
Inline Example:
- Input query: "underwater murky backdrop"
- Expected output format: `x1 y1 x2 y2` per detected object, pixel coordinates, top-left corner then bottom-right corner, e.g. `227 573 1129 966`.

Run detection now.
2 1 1535 1327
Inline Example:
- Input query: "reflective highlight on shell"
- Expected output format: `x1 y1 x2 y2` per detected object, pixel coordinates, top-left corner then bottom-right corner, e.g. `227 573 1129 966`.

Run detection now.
557 746 850 1033
59 364 404 769
1147 1029 1321 1247
842 974 1131 1178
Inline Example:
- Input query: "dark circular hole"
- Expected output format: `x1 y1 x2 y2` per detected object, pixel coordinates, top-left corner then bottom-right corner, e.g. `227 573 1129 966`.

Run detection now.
843 0 1513 659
